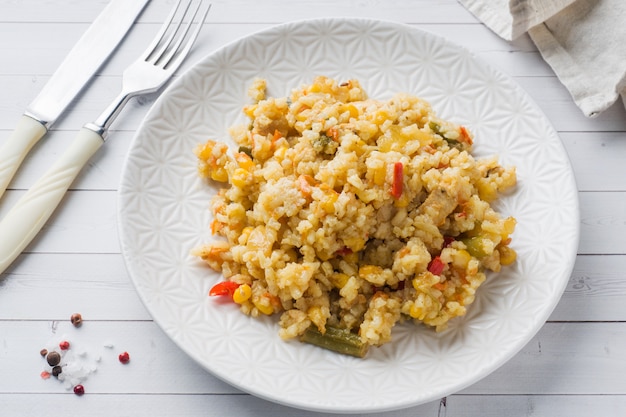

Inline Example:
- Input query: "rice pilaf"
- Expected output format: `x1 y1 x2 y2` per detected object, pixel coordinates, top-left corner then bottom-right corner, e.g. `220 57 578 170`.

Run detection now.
194 76 517 357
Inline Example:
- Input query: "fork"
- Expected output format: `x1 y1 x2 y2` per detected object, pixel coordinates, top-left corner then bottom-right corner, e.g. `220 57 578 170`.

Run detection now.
0 0 210 274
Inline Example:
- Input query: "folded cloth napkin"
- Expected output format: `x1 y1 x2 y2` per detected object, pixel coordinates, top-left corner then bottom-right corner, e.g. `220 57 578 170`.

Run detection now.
459 0 626 117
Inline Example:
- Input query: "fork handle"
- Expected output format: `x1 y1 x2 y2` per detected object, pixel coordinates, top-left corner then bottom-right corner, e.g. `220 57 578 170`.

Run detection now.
0 127 103 274
0 115 48 200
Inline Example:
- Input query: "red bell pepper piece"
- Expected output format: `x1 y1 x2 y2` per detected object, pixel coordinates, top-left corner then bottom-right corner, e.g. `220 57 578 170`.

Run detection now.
209 281 241 297
428 256 445 275
391 162 403 199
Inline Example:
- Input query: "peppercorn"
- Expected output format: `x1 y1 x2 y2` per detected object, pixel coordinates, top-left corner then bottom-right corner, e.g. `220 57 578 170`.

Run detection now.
46 351 61 367
73 384 85 395
118 351 130 364
70 313 83 327
52 366 62 377
59 340 70 350
40 348 48 357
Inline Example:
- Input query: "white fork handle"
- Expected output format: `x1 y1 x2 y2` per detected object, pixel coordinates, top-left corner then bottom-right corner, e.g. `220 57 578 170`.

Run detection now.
0 127 103 274
0 115 48 200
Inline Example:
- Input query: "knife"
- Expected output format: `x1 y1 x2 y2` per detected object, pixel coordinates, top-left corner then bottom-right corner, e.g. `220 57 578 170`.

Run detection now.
0 0 150 200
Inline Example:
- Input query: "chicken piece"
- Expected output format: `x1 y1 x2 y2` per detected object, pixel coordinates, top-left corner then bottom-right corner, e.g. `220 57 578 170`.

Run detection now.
418 188 457 225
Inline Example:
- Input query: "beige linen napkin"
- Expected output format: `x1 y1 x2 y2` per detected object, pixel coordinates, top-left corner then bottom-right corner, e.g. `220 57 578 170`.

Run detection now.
459 0 626 117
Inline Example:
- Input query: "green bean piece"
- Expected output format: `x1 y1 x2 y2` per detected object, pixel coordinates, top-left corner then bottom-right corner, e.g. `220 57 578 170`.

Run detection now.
238 146 253 158
428 121 442 135
429 121 459 146
462 236 489 258
301 325 369 358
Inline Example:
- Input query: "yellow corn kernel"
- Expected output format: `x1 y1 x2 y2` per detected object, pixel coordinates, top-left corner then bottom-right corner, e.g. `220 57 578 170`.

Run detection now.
254 298 274 315
340 103 359 119
307 305 325 326
343 236 366 252
233 284 252 304
235 153 255 171
409 303 424 319
273 145 288 161
320 191 338 214
476 179 497 202
373 166 386 186
412 272 438 291
231 168 249 188
499 246 517 266
238 226 254 245
372 109 391 125
309 83 322 93
503 217 517 237
452 249 472 270
394 193 411 208
195 141 215 160
243 104 257 118
210 167 229 183
330 272 350 289
359 265 383 279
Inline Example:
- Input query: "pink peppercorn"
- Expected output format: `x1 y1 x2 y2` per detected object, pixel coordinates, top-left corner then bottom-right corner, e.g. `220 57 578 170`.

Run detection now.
73 384 85 395
59 340 70 350
118 351 130 364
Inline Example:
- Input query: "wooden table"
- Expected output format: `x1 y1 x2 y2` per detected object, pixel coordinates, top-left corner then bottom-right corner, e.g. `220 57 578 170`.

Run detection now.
2 1 625 415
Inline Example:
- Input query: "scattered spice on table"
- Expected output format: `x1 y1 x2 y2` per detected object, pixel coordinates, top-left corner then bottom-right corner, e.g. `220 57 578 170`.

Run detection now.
38 313 133 395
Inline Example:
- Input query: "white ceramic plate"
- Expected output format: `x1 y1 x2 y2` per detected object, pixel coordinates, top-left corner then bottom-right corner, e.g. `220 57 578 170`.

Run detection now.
118 18 579 413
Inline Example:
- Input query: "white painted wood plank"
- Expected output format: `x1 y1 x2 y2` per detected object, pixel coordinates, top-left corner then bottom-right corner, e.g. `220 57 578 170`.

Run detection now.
550 255 626 321
579 192 626 255
464 322 626 395
561 132 626 192
0 393 439 417
446 395 626 417
3 392 624 417
0 254 150 321
0 0 478 24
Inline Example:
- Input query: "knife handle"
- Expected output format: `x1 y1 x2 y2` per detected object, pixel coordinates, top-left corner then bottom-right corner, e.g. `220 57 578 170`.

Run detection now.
0 127 103 274
0 115 48 200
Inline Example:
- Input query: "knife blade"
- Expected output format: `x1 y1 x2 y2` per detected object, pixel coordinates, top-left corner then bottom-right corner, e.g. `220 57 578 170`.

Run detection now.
0 0 150 200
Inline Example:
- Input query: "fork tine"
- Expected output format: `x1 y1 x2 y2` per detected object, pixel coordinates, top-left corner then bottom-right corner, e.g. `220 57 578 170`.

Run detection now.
160 1 211 70
156 0 202 68
150 0 193 65
142 0 184 62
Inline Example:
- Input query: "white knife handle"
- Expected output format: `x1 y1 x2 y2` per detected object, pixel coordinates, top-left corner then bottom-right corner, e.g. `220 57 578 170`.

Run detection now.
0 115 47 199
0 127 104 274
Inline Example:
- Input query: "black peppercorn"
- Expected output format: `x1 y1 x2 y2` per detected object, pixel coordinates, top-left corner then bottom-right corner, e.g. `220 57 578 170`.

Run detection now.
40 348 48 357
52 365 62 377
46 351 61 367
